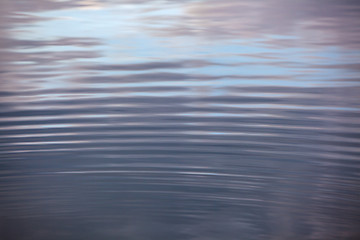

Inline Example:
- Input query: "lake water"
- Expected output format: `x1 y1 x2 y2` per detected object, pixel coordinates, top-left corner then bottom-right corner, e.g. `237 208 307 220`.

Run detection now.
1 1 360 239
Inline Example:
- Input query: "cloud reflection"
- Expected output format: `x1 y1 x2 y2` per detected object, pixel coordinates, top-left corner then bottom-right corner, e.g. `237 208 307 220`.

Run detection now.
141 0 360 48
0 0 360 240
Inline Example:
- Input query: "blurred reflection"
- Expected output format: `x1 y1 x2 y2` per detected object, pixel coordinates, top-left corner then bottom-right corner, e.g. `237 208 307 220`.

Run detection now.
0 0 360 240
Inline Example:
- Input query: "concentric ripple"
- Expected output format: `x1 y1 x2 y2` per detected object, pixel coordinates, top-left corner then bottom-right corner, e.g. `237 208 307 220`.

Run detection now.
0 1 360 240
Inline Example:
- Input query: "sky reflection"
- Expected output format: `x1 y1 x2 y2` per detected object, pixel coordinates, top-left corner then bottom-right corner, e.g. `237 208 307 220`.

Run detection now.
1 0 360 240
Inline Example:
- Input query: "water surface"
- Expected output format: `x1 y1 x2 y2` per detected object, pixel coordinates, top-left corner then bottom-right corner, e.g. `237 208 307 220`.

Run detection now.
1 1 360 239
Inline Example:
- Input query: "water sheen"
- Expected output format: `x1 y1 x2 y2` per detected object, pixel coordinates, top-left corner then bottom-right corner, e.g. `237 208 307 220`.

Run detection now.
1 1 360 239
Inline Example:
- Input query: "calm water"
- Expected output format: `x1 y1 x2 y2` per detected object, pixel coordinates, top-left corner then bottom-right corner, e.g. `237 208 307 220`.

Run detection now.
1 1 360 239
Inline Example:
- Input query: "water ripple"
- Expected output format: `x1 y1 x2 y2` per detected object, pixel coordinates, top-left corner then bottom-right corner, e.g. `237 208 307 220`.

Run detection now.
1 0 360 239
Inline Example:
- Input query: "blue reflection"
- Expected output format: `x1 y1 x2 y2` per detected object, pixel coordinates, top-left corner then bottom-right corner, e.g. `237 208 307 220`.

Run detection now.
1 0 360 240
